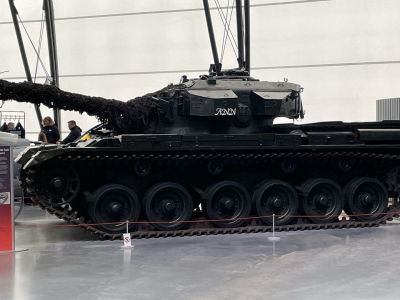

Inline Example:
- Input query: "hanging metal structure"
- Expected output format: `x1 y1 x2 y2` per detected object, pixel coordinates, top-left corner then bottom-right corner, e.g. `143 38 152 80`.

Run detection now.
8 0 60 129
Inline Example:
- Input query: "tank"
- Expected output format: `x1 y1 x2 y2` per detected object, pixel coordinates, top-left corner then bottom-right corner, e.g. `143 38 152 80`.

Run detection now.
2 1 400 239
1 73 400 239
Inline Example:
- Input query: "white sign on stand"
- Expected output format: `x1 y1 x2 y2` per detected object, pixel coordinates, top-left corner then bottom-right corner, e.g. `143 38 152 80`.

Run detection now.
121 220 134 249
122 233 133 249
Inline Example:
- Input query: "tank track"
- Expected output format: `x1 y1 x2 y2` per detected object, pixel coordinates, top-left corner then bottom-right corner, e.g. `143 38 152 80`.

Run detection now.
22 150 400 240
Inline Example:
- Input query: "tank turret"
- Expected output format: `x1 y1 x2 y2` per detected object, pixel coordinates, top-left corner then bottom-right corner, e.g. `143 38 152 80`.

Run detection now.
155 75 303 134
0 75 303 135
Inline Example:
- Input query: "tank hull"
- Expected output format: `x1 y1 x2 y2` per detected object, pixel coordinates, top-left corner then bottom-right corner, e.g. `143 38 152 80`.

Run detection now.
18 121 400 239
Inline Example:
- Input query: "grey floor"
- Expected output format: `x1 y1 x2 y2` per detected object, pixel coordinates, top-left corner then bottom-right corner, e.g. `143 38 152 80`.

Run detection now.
1 206 400 300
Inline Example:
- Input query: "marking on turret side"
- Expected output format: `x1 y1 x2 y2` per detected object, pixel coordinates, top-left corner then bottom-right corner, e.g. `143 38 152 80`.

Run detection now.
215 108 236 116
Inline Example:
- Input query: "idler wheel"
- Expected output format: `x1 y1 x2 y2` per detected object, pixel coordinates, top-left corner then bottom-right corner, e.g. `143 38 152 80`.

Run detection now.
88 184 141 233
205 181 251 228
344 177 388 221
38 167 80 206
301 178 343 223
254 180 298 225
144 182 192 230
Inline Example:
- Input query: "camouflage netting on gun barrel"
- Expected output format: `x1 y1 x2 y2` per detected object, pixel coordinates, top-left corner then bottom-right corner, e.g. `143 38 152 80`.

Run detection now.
0 79 167 133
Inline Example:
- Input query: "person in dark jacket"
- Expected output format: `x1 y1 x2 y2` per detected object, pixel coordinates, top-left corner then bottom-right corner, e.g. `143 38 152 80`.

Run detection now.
61 120 82 144
39 116 60 144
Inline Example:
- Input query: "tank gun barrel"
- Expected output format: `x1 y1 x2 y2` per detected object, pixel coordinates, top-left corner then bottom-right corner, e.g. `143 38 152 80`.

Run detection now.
0 79 159 133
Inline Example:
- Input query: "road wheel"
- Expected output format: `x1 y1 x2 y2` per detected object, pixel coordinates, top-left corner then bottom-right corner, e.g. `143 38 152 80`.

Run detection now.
88 184 141 233
205 181 251 228
301 178 343 223
344 177 388 221
144 182 193 230
254 180 298 225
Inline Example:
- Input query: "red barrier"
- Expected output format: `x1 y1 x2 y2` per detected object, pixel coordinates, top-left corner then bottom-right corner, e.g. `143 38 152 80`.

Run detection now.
0 146 13 252
12 210 399 229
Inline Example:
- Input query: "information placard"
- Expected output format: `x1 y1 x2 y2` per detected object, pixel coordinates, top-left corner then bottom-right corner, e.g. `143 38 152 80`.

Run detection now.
0 146 13 251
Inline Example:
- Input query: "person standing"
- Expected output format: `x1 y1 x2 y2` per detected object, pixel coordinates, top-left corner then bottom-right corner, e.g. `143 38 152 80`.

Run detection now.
39 116 60 144
61 120 82 144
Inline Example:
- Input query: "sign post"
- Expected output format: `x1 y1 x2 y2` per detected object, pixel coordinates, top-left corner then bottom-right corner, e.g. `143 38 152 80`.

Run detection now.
121 220 134 249
0 146 14 252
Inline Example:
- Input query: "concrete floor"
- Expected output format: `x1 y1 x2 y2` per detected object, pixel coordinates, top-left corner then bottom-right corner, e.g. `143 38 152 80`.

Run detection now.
1 206 400 300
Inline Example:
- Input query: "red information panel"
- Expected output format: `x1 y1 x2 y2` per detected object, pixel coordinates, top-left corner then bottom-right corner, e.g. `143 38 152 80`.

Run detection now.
0 146 13 251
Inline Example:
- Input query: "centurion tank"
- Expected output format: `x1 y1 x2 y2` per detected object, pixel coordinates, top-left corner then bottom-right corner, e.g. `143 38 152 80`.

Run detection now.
2 1 400 239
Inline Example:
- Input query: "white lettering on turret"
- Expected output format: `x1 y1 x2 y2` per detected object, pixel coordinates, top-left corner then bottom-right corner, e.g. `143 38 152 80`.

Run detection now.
215 108 237 116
